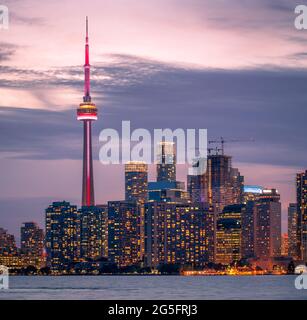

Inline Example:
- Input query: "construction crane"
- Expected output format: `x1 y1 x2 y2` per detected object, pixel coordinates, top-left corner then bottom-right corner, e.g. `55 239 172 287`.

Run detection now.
208 137 255 155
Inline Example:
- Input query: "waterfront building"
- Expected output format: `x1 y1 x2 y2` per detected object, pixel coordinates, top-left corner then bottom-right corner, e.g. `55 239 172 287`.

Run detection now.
144 202 215 268
79 205 108 260
21 222 44 257
254 189 281 259
45 201 80 271
288 203 299 259
297 170 307 262
108 201 140 267
215 204 243 265
0 227 18 256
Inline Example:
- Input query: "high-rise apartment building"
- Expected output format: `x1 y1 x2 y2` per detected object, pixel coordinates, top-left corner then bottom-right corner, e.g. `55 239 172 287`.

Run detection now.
0 228 17 256
125 161 148 204
144 202 215 268
288 203 298 259
254 189 281 259
20 222 44 257
297 170 307 262
281 233 289 257
206 154 243 212
79 205 108 260
45 201 80 271
107 201 140 267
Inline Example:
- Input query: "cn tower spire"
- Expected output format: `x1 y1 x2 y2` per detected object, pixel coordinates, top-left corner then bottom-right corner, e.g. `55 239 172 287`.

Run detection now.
84 16 91 102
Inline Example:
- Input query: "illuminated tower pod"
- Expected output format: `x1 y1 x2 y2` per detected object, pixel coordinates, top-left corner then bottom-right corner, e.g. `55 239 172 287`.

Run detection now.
77 17 98 207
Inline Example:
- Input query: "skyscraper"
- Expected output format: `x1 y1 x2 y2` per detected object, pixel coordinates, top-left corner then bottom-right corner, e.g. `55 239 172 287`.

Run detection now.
297 170 307 262
187 157 206 203
79 205 108 260
281 233 289 257
254 189 281 259
144 202 215 268
20 222 44 257
288 203 298 259
157 142 176 182
45 201 80 271
215 204 243 265
125 161 148 204
0 228 17 256
241 201 256 259
108 201 140 267
206 154 243 212
77 17 98 207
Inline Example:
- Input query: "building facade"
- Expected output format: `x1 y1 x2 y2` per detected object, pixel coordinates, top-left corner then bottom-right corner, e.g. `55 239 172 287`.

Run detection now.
0 228 17 256
187 157 207 203
206 154 243 212
45 201 80 271
241 201 256 259
21 222 44 257
288 203 298 259
79 205 108 260
125 161 148 204
215 204 243 265
254 189 281 259
297 170 307 262
107 201 140 267
144 202 215 268
156 141 176 182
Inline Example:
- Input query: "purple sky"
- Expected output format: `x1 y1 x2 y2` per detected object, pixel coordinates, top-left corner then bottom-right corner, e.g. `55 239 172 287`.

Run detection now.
1 0 307 241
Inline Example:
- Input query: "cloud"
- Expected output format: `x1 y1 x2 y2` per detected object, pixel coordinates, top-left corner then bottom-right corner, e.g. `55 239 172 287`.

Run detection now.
0 43 18 62
0 54 306 170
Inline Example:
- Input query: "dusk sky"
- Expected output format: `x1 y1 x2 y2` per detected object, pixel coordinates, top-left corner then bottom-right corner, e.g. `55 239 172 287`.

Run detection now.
1 0 307 240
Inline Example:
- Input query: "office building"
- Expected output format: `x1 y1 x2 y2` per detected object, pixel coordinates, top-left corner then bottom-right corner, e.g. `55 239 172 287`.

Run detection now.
215 204 243 265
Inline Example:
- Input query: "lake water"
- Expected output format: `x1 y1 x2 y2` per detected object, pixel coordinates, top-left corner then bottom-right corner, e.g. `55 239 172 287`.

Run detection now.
0 275 306 300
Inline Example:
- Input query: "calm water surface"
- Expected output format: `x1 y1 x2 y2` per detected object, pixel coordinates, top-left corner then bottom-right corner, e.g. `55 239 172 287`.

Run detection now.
0 275 306 300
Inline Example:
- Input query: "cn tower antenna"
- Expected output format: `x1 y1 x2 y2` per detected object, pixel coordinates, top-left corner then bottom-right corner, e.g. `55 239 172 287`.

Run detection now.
86 16 88 40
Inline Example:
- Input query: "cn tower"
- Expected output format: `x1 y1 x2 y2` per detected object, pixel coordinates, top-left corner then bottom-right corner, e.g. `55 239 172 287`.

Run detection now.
77 17 97 207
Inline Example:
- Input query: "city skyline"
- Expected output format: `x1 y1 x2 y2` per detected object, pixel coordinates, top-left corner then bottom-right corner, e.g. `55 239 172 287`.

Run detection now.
1 0 307 239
